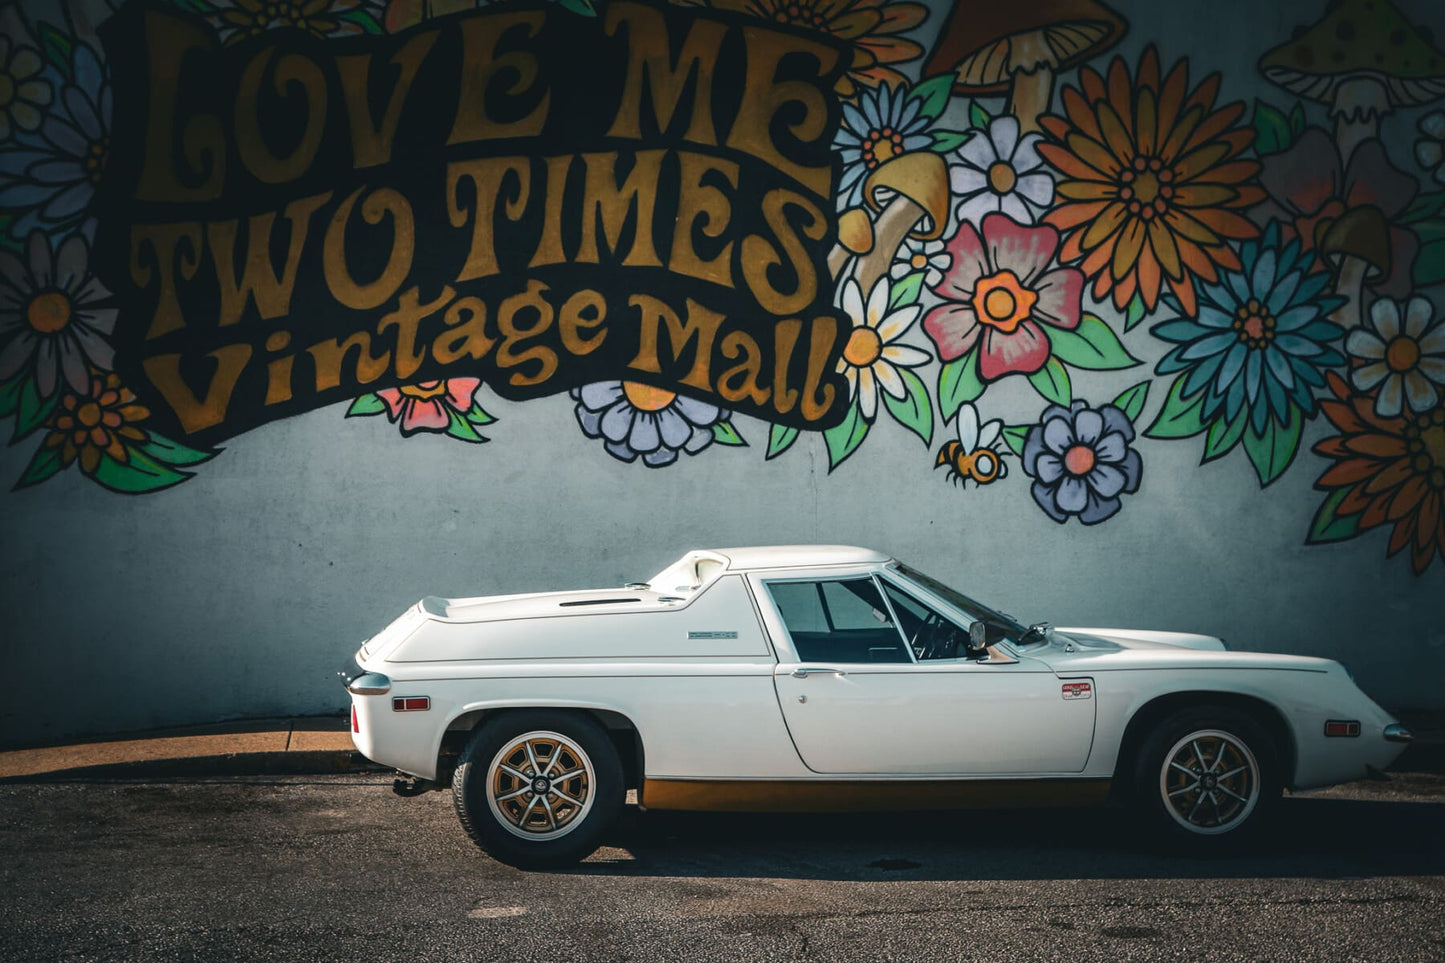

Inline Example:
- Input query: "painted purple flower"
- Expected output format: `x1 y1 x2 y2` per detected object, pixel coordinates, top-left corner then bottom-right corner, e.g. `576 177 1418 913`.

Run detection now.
572 381 725 468
0 41 110 240
1022 400 1141 525
0 231 115 398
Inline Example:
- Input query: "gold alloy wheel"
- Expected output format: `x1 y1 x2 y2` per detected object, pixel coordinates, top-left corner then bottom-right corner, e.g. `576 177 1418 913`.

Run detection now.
1159 729 1260 835
486 730 595 841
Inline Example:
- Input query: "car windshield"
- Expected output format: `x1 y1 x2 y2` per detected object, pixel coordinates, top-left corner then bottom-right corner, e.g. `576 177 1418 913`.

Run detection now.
892 563 1032 643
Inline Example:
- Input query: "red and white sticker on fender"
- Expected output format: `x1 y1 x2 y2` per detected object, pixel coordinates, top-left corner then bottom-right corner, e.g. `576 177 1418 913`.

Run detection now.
1061 681 1092 700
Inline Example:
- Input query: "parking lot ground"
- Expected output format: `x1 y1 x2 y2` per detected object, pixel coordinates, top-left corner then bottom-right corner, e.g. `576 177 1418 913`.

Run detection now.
1 772 1442 962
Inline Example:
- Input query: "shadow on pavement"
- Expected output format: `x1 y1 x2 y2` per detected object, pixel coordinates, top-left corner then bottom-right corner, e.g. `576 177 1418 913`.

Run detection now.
574 793 1445 882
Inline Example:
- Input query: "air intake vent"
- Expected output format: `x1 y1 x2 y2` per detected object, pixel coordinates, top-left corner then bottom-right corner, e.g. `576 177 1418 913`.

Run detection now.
559 598 642 607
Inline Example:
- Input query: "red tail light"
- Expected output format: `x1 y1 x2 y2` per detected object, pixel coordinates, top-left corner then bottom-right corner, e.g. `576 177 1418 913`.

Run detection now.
1324 720 1360 737
351 705 359 733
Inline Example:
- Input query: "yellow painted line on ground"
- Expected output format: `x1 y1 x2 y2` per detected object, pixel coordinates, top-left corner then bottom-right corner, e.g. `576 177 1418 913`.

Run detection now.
0 719 355 779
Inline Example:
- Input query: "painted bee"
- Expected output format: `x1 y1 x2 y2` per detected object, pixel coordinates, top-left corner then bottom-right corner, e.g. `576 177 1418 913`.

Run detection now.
936 403 1008 487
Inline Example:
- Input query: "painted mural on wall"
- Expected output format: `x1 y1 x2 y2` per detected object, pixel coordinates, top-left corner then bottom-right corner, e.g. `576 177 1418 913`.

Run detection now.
1 0 1444 573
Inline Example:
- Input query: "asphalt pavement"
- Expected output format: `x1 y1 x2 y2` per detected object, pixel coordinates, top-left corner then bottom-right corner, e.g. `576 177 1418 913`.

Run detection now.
1 771 1441 962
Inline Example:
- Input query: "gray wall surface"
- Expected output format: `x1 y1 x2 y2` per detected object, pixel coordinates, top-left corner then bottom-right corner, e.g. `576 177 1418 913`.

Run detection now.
1 0 1443 746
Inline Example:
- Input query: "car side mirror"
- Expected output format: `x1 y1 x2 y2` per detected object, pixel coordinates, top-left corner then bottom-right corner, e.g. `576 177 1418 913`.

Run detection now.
967 621 988 656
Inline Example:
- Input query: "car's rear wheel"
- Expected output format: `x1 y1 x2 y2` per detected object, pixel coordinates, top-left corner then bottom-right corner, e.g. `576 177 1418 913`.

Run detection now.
452 710 623 869
1133 706 1280 849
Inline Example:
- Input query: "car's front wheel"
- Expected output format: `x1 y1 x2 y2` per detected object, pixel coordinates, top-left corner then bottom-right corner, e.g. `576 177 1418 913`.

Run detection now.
1133 706 1280 849
452 710 623 869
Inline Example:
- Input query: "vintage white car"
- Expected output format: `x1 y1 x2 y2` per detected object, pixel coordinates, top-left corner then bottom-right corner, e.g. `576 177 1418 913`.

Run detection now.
341 545 1412 868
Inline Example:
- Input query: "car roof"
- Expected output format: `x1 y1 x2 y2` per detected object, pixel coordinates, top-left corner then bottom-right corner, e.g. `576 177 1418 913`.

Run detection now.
707 545 892 570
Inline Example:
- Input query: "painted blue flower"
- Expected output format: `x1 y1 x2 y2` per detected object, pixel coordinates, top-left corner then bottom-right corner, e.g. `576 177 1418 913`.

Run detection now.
571 381 726 468
833 81 933 206
0 40 110 241
1022 400 1142 525
1152 223 1347 435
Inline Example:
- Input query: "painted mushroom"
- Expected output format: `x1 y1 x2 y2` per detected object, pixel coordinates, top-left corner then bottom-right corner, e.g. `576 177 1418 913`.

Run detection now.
922 0 1127 134
1319 205 1392 329
853 152 951 295
1259 0 1445 167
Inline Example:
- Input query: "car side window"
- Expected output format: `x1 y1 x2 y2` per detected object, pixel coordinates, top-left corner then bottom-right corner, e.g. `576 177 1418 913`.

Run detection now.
880 581 966 661
766 578 911 663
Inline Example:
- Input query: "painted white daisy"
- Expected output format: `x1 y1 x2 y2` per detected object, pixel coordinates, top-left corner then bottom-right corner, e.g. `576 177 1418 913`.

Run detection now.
1346 296 1445 417
1417 111 1445 185
949 115 1054 227
836 276 930 421
0 231 115 398
936 402 1007 488
889 236 951 288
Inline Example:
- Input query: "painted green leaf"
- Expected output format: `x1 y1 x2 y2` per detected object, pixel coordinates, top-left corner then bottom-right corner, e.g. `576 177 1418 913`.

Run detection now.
346 393 387 417
467 403 497 426
1026 358 1071 405
444 409 488 443
766 423 799 460
1125 293 1147 331
1145 375 1208 439
14 380 58 440
91 448 192 494
823 399 869 470
339 9 386 32
908 74 954 120
1110 381 1150 423
1410 218 1445 246
37 23 73 78
1048 314 1140 370
930 130 971 153
1307 487 1363 544
171 0 215 12
883 368 933 447
889 271 925 309
1289 102 1306 137
559 0 599 15
137 433 214 467
968 101 991 131
0 377 24 417
14 443 65 490
1202 408 1247 462
1241 405 1303 488
711 421 748 446
937 349 985 422
1001 425 1029 457
1401 190 1445 224
1414 239 1445 286
1252 100 1291 155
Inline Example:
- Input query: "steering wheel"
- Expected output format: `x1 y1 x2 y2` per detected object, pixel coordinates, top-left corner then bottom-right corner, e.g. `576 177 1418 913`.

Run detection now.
913 614 953 660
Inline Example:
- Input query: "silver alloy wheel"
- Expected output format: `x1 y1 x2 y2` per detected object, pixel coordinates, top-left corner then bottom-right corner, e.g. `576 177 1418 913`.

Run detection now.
1158 728 1260 835
486 729 596 842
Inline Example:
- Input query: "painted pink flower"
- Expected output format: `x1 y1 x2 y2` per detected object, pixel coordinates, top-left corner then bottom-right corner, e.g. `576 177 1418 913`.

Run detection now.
377 378 480 434
923 212 1084 381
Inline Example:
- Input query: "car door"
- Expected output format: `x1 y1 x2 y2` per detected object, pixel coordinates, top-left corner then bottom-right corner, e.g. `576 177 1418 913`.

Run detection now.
755 571 1095 775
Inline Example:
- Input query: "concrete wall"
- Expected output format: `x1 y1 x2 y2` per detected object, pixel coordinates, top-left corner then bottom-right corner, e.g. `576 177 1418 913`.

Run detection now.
1 0 1443 746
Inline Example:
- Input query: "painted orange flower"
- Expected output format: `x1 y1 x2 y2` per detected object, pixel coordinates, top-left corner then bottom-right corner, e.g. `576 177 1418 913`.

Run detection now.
1313 372 1445 574
214 0 364 44
1038 46 1265 318
43 372 150 476
707 0 927 98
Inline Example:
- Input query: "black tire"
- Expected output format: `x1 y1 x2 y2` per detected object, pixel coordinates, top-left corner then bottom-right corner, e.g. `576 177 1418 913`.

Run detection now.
452 710 624 869
1132 705 1280 851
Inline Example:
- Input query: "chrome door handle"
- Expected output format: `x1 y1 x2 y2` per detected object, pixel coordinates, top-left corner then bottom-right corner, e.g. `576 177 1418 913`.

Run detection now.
791 666 847 678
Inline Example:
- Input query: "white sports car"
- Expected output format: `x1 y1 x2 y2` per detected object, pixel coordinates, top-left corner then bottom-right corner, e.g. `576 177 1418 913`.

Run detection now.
341 545 1412 868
